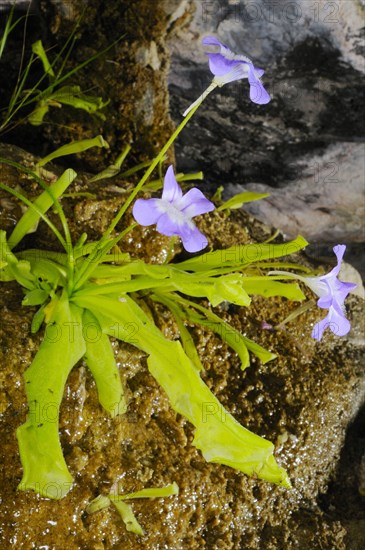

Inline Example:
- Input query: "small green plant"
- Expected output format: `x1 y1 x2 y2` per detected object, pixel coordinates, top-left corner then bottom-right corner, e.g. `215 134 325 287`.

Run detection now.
0 33 356 534
0 12 112 133
86 483 179 535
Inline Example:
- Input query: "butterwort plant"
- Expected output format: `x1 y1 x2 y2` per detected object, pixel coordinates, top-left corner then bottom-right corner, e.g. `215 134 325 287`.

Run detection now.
0 35 357 507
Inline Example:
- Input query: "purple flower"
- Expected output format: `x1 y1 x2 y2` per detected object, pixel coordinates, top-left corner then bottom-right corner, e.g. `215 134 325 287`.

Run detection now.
305 245 357 341
202 36 271 105
132 165 215 253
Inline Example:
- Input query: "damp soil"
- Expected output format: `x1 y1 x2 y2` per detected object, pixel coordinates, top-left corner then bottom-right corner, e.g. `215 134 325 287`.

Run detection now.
0 144 364 549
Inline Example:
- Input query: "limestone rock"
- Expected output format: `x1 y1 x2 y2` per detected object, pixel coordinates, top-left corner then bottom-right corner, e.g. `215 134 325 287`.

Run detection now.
167 0 365 273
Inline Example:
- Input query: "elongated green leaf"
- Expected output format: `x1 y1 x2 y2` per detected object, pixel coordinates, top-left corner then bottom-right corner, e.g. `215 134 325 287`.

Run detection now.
112 501 144 535
177 296 276 366
110 482 179 501
86 482 178 536
152 294 204 371
83 269 251 307
51 85 109 116
0 230 36 289
170 272 251 307
82 309 127 417
37 136 108 168
27 101 50 126
17 291 86 498
31 304 46 334
22 288 49 306
32 40 55 79
8 169 77 248
74 277 167 298
184 308 250 370
177 236 309 272
86 494 111 514
241 278 306 301
147 341 288 486
89 145 131 183
91 260 170 280
0 7 20 60
217 191 270 211
72 294 290 487
239 335 277 364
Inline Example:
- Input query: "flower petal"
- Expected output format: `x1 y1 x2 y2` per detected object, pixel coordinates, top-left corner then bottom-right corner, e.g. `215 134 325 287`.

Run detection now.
156 212 182 237
317 278 356 309
162 165 183 203
333 280 357 303
328 303 352 337
206 53 242 77
178 188 215 218
320 244 346 280
331 244 346 276
202 36 227 49
179 223 209 253
255 67 265 78
312 313 331 341
214 64 250 86
202 36 252 63
132 198 162 226
247 65 271 104
312 303 351 341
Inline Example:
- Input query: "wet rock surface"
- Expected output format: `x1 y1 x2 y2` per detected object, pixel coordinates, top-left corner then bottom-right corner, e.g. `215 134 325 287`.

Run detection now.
0 145 364 549
167 0 365 276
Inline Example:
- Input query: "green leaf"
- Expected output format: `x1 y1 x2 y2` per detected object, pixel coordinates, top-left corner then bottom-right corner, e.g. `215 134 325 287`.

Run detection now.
22 289 49 306
17 291 86 498
211 185 224 202
109 482 179 501
184 308 250 370
51 85 109 117
27 101 50 126
0 230 36 289
177 235 309 272
8 169 77 248
86 482 178 536
32 40 55 79
72 294 290 488
31 305 46 334
86 494 111 514
0 6 23 61
206 274 251 307
152 294 204 371
36 135 109 169
241 278 306 301
152 271 251 308
112 501 144 535
89 145 131 183
147 341 288 486
217 191 270 211
82 309 127 417
240 334 277 364
172 295 276 367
